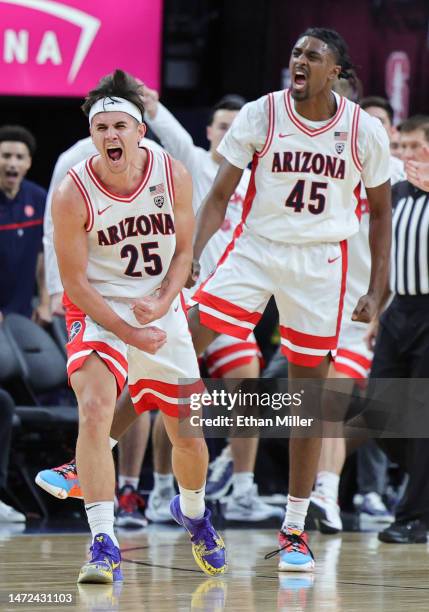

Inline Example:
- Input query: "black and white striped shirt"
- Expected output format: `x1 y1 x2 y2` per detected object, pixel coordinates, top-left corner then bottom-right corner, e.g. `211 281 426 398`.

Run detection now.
391 181 429 295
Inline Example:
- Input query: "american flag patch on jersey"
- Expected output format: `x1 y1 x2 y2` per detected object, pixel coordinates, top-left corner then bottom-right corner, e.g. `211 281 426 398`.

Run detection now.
149 183 165 196
334 131 348 141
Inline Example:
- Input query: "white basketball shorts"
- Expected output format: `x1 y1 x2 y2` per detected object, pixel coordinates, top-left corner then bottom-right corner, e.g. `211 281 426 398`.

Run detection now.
193 228 347 368
64 292 202 417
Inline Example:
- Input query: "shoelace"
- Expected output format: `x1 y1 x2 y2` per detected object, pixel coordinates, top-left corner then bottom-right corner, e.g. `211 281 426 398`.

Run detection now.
190 518 219 550
54 462 77 478
264 532 314 561
89 538 118 564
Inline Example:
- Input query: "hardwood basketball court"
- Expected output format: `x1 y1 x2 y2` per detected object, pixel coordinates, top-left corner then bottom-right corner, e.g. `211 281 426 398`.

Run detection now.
1 525 428 611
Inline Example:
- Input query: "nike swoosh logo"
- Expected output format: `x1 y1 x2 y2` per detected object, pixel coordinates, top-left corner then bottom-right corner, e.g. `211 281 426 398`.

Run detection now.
279 133 294 138
98 205 113 215
111 561 120 570
328 256 341 264
87 504 101 511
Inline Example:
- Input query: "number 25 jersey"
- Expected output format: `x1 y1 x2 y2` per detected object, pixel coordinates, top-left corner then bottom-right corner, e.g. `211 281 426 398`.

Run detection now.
68 148 176 299
217 89 391 244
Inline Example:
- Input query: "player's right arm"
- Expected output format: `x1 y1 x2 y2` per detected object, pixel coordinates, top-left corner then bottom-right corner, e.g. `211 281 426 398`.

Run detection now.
52 176 166 353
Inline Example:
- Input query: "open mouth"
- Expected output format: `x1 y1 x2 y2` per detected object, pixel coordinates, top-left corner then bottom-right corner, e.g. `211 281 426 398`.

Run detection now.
5 170 18 179
293 71 307 90
107 147 123 162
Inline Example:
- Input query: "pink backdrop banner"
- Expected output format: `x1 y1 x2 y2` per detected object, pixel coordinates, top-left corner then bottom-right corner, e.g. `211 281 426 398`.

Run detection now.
0 0 163 96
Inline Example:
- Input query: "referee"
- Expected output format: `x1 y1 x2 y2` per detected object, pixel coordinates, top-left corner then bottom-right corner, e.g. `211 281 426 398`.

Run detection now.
367 115 429 544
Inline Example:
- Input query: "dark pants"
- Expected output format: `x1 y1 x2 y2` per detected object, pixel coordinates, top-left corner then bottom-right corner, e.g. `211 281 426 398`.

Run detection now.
371 295 429 523
0 389 14 490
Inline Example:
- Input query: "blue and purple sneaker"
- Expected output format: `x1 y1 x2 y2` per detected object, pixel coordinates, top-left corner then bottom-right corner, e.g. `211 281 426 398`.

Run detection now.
170 495 227 576
78 534 123 584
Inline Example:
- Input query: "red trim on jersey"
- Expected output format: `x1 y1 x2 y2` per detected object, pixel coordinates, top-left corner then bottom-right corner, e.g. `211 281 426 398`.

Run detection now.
336 348 371 370
206 341 262 378
280 345 328 367
68 168 94 231
67 349 127 396
279 325 337 349
209 355 261 378
86 148 154 202
63 293 128 395
354 182 362 221
351 105 362 171
284 89 346 137
257 93 275 157
335 240 348 340
196 290 261 324
205 341 260 368
163 152 175 205
0 219 43 231
179 291 189 316
199 311 252 340
129 378 205 417
334 361 367 389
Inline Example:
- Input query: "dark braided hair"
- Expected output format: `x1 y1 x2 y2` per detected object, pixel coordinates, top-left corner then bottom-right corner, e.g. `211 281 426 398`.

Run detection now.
299 28 355 80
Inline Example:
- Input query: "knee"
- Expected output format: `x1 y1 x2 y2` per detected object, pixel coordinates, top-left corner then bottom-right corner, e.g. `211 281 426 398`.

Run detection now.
78 394 114 435
172 435 207 456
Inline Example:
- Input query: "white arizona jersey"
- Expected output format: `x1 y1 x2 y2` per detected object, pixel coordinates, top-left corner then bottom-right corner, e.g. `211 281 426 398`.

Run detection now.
343 155 405 320
218 89 391 244
44 136 164 296
68 149 176 299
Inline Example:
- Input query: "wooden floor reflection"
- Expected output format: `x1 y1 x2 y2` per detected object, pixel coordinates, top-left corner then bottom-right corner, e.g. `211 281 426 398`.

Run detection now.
1 525 429 611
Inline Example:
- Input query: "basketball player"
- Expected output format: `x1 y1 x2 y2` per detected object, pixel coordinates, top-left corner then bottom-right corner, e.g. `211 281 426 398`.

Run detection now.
189 28 392 571
52 70 226 582
41 134 165 528
310 98 405 533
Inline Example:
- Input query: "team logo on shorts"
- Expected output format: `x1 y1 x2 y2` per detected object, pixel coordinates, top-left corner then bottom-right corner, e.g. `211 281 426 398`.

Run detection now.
335 142 345 154
69 321 82 342
154 195 164 208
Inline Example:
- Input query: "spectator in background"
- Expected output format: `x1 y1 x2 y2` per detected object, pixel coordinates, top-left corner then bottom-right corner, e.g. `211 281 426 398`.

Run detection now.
360 97 402 161
0 126 49 323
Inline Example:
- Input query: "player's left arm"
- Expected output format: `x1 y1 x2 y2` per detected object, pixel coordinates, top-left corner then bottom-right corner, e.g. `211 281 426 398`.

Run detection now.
352 117 392 323
133 158 194 325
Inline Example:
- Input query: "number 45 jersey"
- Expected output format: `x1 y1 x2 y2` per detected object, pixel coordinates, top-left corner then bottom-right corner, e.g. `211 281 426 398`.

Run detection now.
68 148 176 299
217 89 391 244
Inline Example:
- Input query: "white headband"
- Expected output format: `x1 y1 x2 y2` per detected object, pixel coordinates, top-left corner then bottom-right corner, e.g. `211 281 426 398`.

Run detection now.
88 96 143 125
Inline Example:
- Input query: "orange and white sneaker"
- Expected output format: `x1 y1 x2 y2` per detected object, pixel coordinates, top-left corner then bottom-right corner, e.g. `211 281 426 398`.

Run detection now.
265 530 315 572
35 459 82 499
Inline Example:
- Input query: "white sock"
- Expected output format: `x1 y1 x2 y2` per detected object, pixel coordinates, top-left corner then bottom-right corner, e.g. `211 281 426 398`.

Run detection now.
118 475 139 490
153 472 174 494
315 471 340 500
232 472 254 497
179 484 205 519
282 495 310 533
85 501 119 547
109 437 118 450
